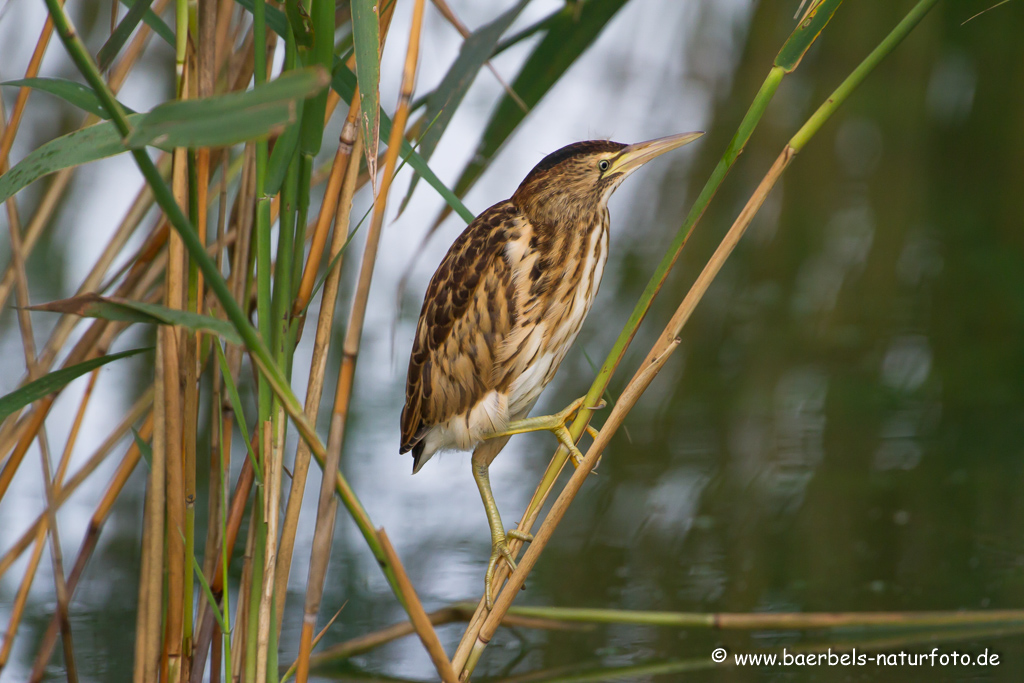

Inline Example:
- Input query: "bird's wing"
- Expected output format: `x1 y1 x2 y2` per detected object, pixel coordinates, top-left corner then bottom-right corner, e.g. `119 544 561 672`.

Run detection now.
400 201 522 453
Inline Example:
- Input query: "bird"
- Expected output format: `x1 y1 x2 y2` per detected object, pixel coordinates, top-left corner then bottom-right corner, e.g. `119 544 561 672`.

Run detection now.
400 132 703 607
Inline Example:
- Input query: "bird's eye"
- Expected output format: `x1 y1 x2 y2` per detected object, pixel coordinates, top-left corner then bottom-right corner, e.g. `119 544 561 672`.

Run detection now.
598 159 610 172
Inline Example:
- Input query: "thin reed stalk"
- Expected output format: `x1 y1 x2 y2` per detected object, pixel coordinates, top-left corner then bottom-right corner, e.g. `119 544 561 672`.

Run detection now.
291 132 364 683
274 128 363 627
135 345 166 683
303 608 584 671
377 529 458 683
0 391 153 581
29 415 152 679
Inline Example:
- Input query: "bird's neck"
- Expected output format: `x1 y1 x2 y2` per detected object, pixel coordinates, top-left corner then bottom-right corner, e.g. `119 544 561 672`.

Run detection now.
515 193 608 239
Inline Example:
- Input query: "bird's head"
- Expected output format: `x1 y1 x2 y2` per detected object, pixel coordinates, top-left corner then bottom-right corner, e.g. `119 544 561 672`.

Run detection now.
511 132 704 227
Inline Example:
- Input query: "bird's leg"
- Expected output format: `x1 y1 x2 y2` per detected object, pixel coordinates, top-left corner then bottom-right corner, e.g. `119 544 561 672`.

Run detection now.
484 395 607 468
472 450 533 610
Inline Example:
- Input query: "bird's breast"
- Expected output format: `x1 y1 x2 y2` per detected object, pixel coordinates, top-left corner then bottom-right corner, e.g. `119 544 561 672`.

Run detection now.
502 219 609 417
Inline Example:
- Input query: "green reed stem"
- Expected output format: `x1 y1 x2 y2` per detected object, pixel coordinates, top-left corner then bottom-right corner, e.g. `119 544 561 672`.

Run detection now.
245 495 265 683
790 0 939 152
253 0 273 424
218 397 233 683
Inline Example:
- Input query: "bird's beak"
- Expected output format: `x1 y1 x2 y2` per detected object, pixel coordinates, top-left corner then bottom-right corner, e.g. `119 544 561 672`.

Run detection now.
609 131 704 176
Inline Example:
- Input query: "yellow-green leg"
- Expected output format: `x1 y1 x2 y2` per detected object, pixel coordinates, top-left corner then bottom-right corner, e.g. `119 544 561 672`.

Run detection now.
472 396 606 607
471 450 533 610
484 395 605 468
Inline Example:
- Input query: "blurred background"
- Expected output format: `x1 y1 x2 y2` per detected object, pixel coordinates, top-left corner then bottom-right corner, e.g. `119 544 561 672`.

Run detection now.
1 0 1023 681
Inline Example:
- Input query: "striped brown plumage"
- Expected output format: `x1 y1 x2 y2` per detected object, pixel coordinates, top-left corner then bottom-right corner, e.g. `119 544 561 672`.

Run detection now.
399 133 702 606
401 141 619 471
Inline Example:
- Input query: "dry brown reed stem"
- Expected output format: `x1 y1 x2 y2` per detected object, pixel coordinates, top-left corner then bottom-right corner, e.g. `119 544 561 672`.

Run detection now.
377 530 459 683
274 133 363 625
0 391 152 579
451 465 569 669
0 405 51 502
213 0 236 78
198 321 225 672
189 456 257 683
257 417 282 683
0 177 49 663
0 101 52 619
279 605 345 681
0 524 45 671
161 164 188 683
136 345 167 683
190 99 213 669
293 105 362 317
460 148 798 676
3 368 101 672
504 606 1024 630
294 397 348 683
627 148 794 400
230 144 257 326
0 103 30 361
36 434 79 683
29 414 152 680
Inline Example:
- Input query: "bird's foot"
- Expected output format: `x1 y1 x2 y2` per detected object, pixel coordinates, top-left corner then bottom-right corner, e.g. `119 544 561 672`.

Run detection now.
554 395 606 471
484 529 532 610
486 395 607 472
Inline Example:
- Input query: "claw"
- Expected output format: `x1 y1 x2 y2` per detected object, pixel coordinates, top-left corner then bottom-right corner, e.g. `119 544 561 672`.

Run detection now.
508 528 533 543
485 536 515 610
483 529 534 609
553 425 586 468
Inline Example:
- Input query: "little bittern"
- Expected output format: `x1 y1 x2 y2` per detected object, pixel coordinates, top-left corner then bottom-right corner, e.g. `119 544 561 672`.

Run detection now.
401 132 703 606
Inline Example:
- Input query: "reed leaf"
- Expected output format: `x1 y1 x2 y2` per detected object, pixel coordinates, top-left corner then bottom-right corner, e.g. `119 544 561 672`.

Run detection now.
0 347 150 422
98 0 157 71
125 66 330 148
1 78 136 119
0 114 151 204
116 0 174 46
214 344 262 483
351 0 381 190
131 427 153 469
775 0 844 71
330 64 475 223
29 294 244 346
